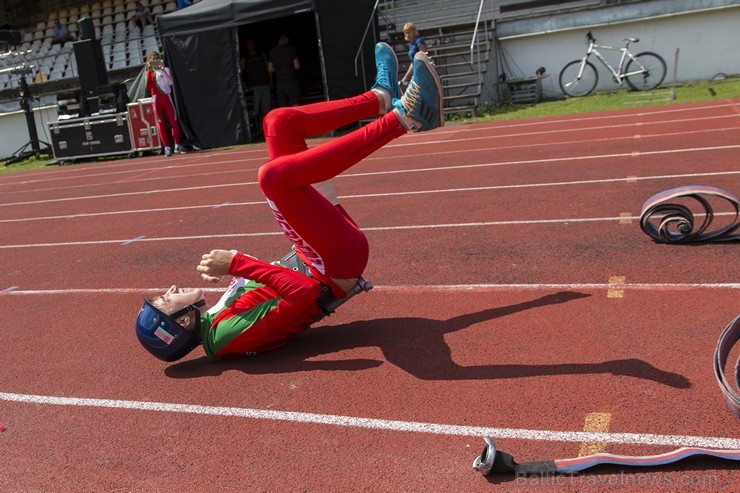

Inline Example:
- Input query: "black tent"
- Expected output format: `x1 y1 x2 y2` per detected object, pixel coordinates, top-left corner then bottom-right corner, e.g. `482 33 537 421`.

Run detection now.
157 0 378 149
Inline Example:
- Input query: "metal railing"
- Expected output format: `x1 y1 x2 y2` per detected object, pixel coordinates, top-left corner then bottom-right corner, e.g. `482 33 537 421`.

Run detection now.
353 0 382 87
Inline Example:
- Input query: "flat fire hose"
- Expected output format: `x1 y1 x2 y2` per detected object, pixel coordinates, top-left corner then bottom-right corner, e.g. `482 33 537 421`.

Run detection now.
639 185 739 243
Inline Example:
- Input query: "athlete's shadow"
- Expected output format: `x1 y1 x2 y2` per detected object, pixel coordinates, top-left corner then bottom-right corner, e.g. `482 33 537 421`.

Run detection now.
166 291 690 388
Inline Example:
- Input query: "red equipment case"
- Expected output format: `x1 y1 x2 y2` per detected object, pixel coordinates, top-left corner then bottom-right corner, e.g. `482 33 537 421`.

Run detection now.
127 98 160 153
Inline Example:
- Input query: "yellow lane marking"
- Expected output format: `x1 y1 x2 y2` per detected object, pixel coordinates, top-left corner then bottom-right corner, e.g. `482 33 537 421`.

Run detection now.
608 276 625 298
578 412 612 456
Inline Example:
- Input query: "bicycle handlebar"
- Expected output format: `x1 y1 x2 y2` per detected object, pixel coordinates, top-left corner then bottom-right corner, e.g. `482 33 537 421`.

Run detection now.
586 31 595 43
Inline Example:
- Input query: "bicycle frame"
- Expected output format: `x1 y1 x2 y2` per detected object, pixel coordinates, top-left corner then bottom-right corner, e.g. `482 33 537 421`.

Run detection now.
578 39 646 84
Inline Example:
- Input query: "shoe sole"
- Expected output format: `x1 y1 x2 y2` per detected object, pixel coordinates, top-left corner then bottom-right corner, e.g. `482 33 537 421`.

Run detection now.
413 51 445 128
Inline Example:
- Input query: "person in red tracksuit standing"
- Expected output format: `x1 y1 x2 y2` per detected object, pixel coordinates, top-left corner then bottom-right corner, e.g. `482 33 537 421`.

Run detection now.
145 51 184 157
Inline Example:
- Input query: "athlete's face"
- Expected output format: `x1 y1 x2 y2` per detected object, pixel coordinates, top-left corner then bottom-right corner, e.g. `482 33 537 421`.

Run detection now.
155 285 204 315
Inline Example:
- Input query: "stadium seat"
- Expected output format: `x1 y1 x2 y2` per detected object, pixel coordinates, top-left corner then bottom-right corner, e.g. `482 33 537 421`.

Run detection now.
128 41 143 65
143 37 159 55
114 22 127 38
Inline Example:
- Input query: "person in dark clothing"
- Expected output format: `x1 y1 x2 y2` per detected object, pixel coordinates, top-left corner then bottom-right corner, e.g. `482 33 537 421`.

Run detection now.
240 38 272 133
268 34 301 107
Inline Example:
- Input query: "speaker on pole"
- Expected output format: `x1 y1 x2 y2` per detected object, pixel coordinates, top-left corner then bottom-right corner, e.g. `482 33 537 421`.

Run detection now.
73 18 108 116
74 39 108 93
78 17 96 41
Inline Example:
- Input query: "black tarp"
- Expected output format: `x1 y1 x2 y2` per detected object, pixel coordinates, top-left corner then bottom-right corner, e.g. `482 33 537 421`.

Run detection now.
157 0 377 149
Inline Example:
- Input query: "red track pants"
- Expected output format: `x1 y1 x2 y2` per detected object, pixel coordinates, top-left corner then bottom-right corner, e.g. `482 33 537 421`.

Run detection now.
259 90 406 281
152 93 181 149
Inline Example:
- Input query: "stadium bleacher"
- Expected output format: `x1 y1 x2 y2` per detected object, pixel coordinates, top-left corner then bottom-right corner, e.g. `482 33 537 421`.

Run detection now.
0 0 192 95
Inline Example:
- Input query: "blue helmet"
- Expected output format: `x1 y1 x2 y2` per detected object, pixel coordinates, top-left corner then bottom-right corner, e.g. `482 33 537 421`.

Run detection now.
135 299 205 362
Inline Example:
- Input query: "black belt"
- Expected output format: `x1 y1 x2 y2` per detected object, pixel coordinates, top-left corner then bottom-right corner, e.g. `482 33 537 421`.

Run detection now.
277 248 373 317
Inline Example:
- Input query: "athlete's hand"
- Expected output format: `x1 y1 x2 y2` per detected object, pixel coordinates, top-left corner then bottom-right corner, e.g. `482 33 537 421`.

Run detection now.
197 249 234 282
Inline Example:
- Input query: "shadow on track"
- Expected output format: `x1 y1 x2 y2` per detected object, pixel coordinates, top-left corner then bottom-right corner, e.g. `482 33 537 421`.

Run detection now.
166 291 690 388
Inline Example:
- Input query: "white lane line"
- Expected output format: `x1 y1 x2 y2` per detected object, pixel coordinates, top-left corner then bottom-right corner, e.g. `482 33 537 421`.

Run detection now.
417 102 740 135
2 144 740 208
0 101 737 187
385 114 740 148
0 165 262 198
3 283 738 296
3 213 740 249
373 125 740 160
2 170 737 224
0 108 737 192
4 121 738 198
0 391 738 449
0 200 267 223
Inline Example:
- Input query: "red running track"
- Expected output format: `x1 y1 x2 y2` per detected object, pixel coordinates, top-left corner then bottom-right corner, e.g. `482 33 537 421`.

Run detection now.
0 100 739 492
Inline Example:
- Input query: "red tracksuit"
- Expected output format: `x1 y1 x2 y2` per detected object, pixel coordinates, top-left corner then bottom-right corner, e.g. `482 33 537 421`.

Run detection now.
201 91 407 358
146 68 181 149
260 90 406 295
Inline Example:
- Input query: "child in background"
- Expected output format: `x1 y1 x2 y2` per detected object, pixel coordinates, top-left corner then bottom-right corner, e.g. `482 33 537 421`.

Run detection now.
145 51 184 156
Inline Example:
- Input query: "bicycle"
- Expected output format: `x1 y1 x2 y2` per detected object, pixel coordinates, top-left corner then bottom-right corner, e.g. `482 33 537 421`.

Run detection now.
559 31 666 97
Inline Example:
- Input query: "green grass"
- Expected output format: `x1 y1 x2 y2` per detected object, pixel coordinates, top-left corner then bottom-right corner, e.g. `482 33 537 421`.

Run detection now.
448 78 740 124
2 79 739 175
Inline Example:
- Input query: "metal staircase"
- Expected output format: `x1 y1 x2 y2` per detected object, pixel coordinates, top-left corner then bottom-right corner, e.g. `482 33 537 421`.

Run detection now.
378 0 494 116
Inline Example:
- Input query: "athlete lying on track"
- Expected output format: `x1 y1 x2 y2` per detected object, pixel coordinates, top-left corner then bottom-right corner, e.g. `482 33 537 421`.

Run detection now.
135 43 444 362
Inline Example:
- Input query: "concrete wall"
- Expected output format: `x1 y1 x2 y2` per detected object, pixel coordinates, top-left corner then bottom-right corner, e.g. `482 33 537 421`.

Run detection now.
0 103 58 160
492 5 740 101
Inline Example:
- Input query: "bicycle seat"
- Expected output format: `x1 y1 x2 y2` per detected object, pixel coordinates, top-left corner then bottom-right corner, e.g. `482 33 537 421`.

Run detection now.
624 37 639 43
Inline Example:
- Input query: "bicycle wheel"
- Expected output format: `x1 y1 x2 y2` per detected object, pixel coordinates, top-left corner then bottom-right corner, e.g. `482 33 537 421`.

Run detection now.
625 52 666 91
559 60 598 97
